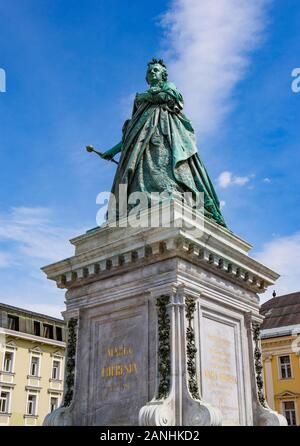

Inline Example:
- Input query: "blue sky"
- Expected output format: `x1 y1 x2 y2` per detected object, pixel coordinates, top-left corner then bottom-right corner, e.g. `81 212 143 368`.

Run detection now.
0 0 299 317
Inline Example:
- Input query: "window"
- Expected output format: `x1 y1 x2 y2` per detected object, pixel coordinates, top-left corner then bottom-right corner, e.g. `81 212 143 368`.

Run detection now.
7 315 19 331
52 360 60 380
50 397 59 412
43 324 53 339
279 355 292 379
33 321 41 336
0 391 9 413
27 394 37 416
3 352 13 373
30 356 40 377
283 401 297 426
56 326 62 341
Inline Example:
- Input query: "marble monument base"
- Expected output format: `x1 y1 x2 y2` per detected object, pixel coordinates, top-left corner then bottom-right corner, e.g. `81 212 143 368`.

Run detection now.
42 200 286 426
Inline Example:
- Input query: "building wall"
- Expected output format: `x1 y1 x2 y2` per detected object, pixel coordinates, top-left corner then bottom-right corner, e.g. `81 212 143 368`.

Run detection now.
0 330 65 425
262 335 300 425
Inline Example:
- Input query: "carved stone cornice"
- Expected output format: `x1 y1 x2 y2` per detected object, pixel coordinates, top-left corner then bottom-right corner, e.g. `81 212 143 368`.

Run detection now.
42 201 279 295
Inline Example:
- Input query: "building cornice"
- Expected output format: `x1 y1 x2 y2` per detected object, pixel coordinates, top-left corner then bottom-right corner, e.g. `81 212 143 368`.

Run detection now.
0 328 66 348
47 388 63 394
261 324 300 339
50 351 64 358
25 385 42 392
0 302 64 324
275 391 300 400
0 382 16 389
262 338 293 347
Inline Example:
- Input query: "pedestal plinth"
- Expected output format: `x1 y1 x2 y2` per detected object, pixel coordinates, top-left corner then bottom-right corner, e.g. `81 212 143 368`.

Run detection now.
42 201 286 426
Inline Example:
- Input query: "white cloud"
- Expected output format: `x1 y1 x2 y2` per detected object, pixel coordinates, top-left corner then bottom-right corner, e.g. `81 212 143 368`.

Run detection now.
255 231 300 302
217 171 251 188
263 177 271 183
0 252 12 268
234 176 250 186
0 207 80 263
0 278 66 319
0 207 85 318
220 200 226 208
218 171 232 188
160 0 270 134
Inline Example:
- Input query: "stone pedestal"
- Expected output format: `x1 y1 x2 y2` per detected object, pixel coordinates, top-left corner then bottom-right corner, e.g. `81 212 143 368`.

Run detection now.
42 200 286 426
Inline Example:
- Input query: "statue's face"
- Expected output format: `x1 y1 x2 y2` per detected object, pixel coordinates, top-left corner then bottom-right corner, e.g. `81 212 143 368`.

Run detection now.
146 63 165 86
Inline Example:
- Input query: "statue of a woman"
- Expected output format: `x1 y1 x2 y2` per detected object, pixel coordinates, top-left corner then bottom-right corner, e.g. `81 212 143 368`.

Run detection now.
100 58 226 227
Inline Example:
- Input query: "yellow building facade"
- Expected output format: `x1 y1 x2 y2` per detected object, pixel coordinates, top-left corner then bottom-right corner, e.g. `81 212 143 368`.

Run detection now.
261 292 300 426
0 303 66 426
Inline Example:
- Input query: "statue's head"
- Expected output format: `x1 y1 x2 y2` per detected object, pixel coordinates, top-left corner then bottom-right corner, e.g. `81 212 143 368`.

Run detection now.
146 58 168 86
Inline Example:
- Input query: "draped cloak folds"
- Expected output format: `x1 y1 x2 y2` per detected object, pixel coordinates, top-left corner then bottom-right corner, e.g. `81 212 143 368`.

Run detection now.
108 81 226 227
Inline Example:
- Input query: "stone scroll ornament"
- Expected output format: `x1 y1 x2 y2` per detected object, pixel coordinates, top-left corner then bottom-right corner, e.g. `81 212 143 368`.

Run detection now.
252 322 267 408
63 318 78 407
185 296 200 400
156 296 171 399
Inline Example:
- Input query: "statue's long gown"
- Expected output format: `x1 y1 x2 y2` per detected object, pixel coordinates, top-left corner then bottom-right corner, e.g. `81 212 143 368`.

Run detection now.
109 81 226 227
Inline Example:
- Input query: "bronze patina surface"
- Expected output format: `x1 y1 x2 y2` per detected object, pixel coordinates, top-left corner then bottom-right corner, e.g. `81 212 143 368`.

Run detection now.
91 58 226 227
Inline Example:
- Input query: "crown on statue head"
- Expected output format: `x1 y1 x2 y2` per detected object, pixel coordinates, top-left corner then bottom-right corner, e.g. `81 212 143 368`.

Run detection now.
147 58 167 68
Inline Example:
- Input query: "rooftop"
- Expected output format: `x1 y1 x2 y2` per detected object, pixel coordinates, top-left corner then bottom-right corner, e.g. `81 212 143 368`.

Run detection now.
260 291 300 331
0 302 64 324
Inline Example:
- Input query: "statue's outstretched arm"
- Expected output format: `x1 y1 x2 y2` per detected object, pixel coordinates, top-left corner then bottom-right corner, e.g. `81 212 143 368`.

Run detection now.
101 141 122 160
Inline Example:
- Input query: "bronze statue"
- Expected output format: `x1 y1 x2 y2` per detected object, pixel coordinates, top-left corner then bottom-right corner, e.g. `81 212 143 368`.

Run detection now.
87 58 226 227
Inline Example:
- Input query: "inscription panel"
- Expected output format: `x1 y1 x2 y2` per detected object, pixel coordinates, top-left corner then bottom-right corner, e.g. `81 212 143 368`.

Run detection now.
201 315 242 425
89 306 148 425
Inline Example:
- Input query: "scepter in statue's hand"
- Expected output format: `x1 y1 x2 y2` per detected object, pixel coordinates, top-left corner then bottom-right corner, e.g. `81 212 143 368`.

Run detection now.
85 145 119 165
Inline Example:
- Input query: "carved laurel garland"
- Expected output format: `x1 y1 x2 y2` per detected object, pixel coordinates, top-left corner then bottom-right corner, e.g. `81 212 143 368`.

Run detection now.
156 295 171 399
185 296 200 399
63 318 78 407
252 322 267 407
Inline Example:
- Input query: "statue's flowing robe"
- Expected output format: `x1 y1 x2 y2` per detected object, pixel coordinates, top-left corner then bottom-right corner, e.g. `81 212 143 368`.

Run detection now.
109 81 226 227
